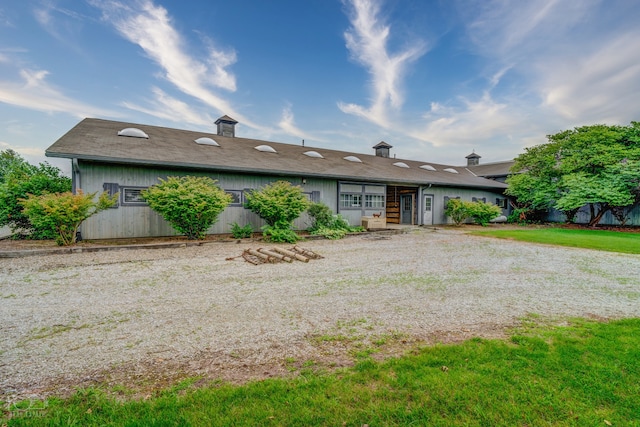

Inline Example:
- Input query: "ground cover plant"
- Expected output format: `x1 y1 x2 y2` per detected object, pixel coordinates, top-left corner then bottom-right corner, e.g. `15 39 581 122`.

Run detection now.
4 318 639 426
469 227 640 254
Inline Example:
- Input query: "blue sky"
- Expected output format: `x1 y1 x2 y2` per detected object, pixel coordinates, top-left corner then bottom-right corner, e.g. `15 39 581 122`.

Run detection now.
2 0 640 175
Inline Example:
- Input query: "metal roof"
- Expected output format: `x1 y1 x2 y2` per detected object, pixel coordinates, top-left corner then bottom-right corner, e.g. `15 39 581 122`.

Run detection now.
46 118 508 190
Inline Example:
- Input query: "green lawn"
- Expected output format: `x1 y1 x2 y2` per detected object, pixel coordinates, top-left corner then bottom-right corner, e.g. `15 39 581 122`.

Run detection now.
469 227 640 254
4 318 640 426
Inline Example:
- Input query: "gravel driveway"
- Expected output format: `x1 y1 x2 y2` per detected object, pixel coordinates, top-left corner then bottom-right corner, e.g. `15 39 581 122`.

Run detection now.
1 227 639 399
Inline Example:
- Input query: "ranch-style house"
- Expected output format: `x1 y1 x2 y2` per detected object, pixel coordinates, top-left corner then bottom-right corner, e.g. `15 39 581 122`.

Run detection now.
45 116 511 240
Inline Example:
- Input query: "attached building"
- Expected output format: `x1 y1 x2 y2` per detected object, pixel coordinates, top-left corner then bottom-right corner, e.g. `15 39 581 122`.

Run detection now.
45 117 509 239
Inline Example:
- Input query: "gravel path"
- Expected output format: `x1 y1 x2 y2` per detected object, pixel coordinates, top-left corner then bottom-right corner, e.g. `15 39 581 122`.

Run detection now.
1 228 639 399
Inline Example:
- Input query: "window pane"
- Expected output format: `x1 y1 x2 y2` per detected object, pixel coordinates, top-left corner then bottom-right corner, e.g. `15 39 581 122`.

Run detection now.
124 188 145 203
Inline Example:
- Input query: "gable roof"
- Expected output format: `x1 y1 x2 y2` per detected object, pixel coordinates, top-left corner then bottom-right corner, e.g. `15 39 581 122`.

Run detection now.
46 118 507 190
467 161 515 178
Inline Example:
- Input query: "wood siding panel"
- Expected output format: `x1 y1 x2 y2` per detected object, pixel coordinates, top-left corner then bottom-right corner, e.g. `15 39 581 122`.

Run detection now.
78 162 337 239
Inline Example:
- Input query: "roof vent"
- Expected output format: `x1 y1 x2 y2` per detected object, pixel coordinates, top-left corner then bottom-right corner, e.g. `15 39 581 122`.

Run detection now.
343 155 362 163
393 162 410 168
118 128 149 139
255 145 277 153
443 168 459 174
420 164 437 171
194 137 220 147
304 151 324 158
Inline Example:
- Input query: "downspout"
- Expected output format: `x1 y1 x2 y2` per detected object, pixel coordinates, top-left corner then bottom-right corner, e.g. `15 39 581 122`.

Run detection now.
72 158 80 193
72 158 82 241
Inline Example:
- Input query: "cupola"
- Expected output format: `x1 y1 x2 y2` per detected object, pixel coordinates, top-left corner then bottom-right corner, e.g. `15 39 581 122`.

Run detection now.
215 115 238 137
373 141 393 158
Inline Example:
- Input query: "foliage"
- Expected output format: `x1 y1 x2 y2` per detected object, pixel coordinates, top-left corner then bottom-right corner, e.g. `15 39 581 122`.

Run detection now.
307 202 362 239
445 198 501 226
11 319 640 426
245 181 310 242
444 198 470 225
0 150 71 239
245 181 310 227
141 176 232 240
19 190 117 246
466 200 503 226
506 122 640 226
230 222 253 239
260 224 300 243
470 227 640 254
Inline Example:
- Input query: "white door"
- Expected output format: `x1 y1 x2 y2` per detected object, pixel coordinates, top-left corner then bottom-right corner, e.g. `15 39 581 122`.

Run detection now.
423 195 433 225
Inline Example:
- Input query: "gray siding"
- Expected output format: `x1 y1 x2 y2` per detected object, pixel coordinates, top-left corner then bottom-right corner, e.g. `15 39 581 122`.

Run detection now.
421 186 510 225
547 204 640 226
77 162 337 239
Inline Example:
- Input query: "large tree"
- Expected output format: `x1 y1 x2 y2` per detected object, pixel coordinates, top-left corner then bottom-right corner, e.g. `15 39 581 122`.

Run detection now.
0 150 71 238
506 122 640 226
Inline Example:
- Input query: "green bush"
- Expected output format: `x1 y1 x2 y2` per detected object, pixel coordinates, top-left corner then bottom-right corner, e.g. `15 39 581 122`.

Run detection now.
467 201 503 226
142 176 232 240
307 202 363 239
230 222 253 239
245 181 310 242
444 198 471 226
245 181 310 227
0 150 71 239
20 190 117 246
261 224 300 243
445 198 502 226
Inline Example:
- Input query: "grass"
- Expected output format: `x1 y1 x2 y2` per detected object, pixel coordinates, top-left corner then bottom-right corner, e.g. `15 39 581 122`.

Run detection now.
469 226 640 254
4 318 640 426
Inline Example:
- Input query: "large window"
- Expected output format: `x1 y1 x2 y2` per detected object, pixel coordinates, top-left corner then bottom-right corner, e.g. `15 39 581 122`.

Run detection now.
365 194 385 208
340 193 362 208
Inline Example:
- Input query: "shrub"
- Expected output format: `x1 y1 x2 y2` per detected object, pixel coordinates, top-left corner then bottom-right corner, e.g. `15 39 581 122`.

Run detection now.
20 190 117 246
467 201 502 226
245 181 310 227
230 222 253 239
307 202 362 239
0 151 71 239
245 181 310 242
444 199 471 226
261 224 300 243
142 176 232 240
445 199 502 226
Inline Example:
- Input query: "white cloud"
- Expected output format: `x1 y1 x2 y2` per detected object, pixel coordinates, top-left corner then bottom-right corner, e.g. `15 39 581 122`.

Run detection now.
0 68 119 118
338 0 427 127
539 32 640 124
93 0 262 129
122 87 213 126
278 104 322 142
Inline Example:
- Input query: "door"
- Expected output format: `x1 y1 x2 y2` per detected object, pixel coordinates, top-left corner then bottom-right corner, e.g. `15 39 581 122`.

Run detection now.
400 194 413 224
423 194 433 225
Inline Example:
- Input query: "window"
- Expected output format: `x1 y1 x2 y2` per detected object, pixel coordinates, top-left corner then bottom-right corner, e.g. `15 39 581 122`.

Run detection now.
303 191 321 203
365 194 385 208
103 182 119 208
496 198 508 208
472 197 486 203
340 193 362 208
121 187 148 206
225 190 243 206
424 197 432 212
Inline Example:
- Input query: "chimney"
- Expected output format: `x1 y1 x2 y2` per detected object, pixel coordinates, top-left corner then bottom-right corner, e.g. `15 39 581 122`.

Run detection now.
372 141 393 158
215 115 238 137
465 151 481 166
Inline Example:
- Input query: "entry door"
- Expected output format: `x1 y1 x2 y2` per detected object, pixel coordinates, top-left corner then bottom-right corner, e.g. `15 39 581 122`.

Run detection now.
423 195 433 225
400 194 413 224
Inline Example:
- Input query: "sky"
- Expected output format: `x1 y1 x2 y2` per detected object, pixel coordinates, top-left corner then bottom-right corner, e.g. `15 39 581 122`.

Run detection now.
1 0 640 176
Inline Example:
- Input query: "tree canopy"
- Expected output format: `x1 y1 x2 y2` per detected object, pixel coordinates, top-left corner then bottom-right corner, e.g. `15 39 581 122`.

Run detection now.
506 122 640 226
0 150 71 238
